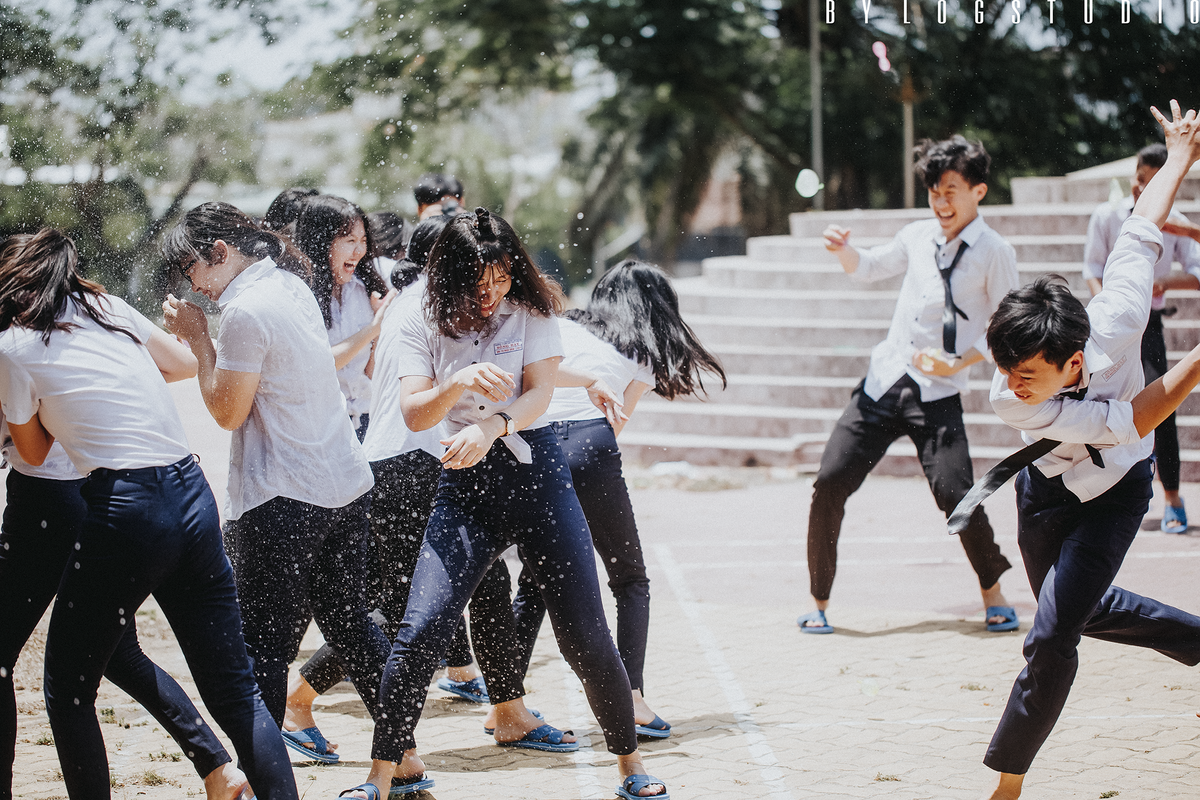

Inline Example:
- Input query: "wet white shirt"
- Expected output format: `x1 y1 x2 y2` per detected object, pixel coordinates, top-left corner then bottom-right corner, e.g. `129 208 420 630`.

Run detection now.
1083 196 1200 311
0 408 80 481
546 317 655 422
0 295 192 475
849 216 1019 402
990 215 1159 502
392 298 563 436
328 275 374 420
216 258 373 520
361 275 447 462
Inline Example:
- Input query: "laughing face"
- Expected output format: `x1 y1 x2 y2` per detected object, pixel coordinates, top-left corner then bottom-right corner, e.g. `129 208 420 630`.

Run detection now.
928 170 988 241
476 262 512 319
329 217 368 287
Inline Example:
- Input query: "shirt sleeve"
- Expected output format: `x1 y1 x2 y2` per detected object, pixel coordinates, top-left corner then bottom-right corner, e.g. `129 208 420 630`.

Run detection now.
522 311 564 366
1086 216 1161 358
1082 205 1116 282
973 238 1020 360
988 368 1140 447
391 302 436 380
97 294 159 344
0 350 40 426
847 232 910 284
1174 225 1200 284
215 305 269 374
634 360 656 388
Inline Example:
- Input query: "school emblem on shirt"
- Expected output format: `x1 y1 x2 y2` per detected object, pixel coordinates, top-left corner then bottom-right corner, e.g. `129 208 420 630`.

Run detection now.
1102 355 1126 382
494 340 523 355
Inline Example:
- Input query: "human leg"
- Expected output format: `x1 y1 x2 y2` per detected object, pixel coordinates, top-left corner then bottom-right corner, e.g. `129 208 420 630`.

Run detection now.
1142 315 1186 528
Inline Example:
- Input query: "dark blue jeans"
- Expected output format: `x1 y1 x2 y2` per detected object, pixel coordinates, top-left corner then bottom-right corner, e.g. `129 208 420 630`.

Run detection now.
224 492 390 727
372 427 636 760
42 457 295 800
512 418 651 692
985 459 1200 775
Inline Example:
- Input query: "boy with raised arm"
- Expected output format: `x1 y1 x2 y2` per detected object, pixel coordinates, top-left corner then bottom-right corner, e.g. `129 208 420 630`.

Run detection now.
979 100 1200 800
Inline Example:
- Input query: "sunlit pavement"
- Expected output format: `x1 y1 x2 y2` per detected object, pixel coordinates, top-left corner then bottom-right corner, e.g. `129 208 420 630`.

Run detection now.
8 378 1200 799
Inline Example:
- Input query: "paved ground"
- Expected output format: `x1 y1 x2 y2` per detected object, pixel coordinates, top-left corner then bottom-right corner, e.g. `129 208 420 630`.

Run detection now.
8 379 1200 799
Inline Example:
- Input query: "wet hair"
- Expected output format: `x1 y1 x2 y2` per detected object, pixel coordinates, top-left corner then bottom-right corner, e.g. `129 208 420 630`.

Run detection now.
263 187 319 231
1137 143 1168 170
914 135 990 189
162 202 313 287
366 211 411 260
569 259 727 400
413 173 464 206
0 228 137 344
390 214 452 291
294 195 388 328
987 275 1090 373
424 207 564 338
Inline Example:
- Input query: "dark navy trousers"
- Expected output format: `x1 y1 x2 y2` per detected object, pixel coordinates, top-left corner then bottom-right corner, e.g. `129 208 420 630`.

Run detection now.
985 459 1200 775
42 458 296 799
372 427 636 761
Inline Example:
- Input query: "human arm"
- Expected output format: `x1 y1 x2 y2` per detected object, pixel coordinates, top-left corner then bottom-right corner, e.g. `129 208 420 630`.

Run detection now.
1163 217 1200 243
1086 277 1104 296
1132 341 1200 437
822 225 860 274
1135 101 1200 229
613 380 650 437
331 288 397 371
162 294 261 431
1151 271 1200 298
438 356 562 469
144 327 199 382
913 347 985 377
555 364 628 428
400 362 517 432
7 414 54 466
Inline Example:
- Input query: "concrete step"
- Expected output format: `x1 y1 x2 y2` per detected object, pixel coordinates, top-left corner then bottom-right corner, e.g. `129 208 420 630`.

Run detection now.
747 235 1087 265
787 204 1104 239
707 344 874 378
687 315 892 348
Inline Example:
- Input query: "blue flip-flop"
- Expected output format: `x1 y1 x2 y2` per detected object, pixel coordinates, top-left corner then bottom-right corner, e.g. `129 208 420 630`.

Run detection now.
389 774 435 797
337 784 381 800
616 774 670 800
484 708 542 736
436 676 490 704
797 609 834 634
497 722 579 752
1162 504 1188 534
635 714 672 739
986 605 1020 633
282 726 339 763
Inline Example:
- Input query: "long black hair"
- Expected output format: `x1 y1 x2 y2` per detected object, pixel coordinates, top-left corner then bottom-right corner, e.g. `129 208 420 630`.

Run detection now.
570 259 726 400
425 208 564 338
389 214 452 291
0 229 137 344
162 202 313 285
294 195 388 328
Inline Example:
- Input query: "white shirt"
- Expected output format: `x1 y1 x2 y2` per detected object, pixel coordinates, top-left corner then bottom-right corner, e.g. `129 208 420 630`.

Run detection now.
0 410 80 481
216 258 373 520
990 215 1160 502
375 256 399 291
392 299 563 435
328 275 375 420
547 317 655 422
1083 196 1200 311
0 295 193 475
850 216 1020 402
361 275 447 462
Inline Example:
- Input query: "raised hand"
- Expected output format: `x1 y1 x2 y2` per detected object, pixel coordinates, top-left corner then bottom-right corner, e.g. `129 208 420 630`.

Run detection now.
822 224 851 252
1150 99 1200 168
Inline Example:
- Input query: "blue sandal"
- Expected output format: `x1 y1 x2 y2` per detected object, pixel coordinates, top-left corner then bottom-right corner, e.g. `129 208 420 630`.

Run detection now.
635 714 672 739
283 726 339 763
797 609 833 634
484 708 542 736
337 784 381 800
986 605 1020 633
497 723 579 752
1162 504 1188 534
389 774 435 797
436 675 490 704
616 774 670 800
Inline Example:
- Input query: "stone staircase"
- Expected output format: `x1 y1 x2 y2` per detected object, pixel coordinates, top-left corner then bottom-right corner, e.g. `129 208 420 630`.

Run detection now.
619 200 1200 479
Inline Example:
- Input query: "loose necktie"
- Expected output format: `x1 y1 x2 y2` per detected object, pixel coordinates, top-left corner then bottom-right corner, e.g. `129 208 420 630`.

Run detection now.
939 241 970 355
948 384 1104 536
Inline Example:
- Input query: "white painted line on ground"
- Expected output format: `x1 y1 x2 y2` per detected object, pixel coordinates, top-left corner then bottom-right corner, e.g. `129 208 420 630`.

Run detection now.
558 655 606 799
778 712 1196 731
653 544 798 800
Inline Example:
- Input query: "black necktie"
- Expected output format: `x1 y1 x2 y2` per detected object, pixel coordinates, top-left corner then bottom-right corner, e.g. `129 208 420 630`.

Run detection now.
939 241 970 355
947 384 1104 536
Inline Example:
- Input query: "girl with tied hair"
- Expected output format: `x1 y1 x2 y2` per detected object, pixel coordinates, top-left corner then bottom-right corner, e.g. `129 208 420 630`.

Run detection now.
512 258 727 740
160 202 390 764
0 228 294 799
337 209 668 800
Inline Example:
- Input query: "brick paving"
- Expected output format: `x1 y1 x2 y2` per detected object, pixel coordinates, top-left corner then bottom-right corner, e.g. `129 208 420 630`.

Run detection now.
8 379 1200 799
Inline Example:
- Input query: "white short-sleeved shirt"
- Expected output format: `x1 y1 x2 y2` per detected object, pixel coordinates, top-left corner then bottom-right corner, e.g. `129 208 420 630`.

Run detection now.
0 295 193 475
216 258 373 520
547 317 655 422
361 275 447 462
0 397 82 480
392 298 563 434
328 275 375 419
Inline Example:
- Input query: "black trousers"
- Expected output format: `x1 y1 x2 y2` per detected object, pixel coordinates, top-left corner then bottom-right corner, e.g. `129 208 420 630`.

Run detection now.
1142 310 1180 492
807 375 1012 601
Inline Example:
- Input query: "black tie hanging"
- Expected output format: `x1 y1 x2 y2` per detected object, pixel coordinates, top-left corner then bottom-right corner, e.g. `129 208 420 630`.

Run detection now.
939 241 970 355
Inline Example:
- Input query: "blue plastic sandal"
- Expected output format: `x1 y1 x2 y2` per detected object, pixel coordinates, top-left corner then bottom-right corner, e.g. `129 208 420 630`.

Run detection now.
797 609 833 634
497 723 579 752
1162 504 1188 534
635 714 672 739
436 675 490 703
282 726 339 763
616 774 670 800
986 605 1020 633
389 774 435 797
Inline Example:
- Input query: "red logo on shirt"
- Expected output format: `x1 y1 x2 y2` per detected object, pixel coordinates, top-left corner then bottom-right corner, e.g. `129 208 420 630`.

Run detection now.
1102 355 1126 382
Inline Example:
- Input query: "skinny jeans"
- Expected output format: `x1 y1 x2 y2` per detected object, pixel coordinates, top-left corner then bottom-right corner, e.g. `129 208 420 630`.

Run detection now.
807 376 1012 601
223 492 390 728
512 418 651 693
41 457 295 800
372 428 636 760
1142 311 1180 491
985 460 1200 774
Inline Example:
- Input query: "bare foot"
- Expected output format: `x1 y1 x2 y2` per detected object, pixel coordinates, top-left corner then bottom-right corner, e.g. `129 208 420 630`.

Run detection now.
489 699 576 745
631 690 662 728
283 672 337 755
394 750 428 784
616 752 666 797
204 762 252 800
981 582 1012 627
446 662 481 683
984 772 1023 799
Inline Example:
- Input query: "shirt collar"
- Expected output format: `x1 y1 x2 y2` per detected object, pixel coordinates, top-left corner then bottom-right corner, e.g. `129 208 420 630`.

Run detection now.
935 214 987 251
1060 337 1113 395
218 257 277 309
